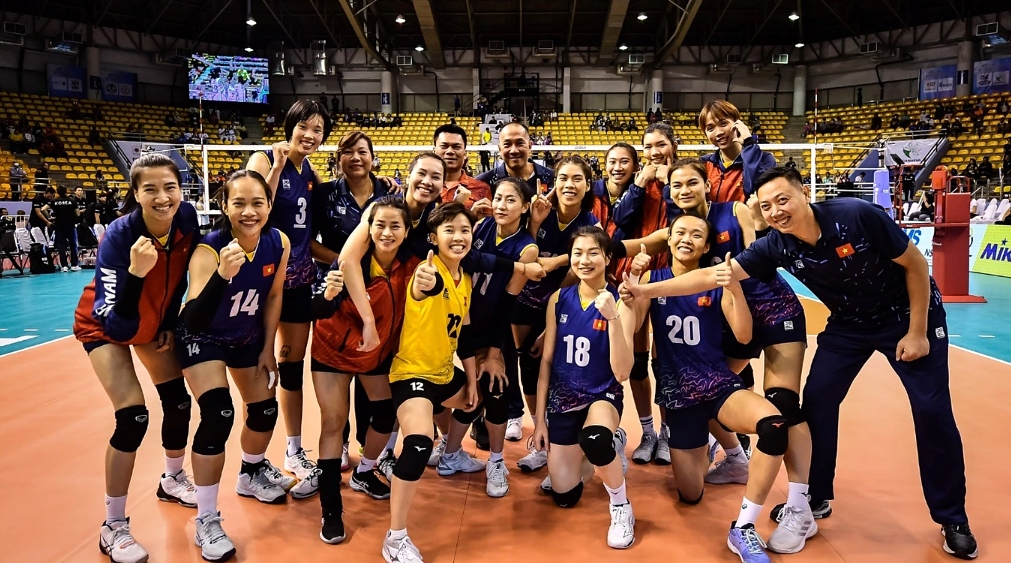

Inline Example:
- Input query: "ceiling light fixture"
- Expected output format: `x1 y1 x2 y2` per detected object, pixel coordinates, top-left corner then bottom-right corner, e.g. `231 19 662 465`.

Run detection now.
619 44 628 51
788 12 800 21
245 46 254 52
637 12 647 21
795 42 804 48
395 14 406 24
246 17 256 26
415 45 425 52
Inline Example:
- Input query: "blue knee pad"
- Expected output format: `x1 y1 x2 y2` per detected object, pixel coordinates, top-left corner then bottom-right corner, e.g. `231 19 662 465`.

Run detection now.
578 425 617 467
192 387 235 456
110 405 149 453
278 360 304 392
369 398 396 435
550 482 584 508
393 435 433 482
155 378 191 451
765 387 804 426
755 415 789 456
245 397 278 433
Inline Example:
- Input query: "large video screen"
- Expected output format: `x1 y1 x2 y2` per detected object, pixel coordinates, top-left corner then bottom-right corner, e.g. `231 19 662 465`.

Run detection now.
188 54 269 104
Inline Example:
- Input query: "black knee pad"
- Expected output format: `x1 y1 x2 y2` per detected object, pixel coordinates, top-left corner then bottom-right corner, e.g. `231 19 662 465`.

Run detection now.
755 415 789 456
650 358 662 380
677 489 704 505
518 353 540 394
630 352 649 381
577 425 617 467
739 363 755 389
765 387 804 426
245 397 279 433
550 482 584 508
433 404 447 416
453 404 483 425
393 435 433 482
155 378 191 451
110 405 150 453
369 399 396 435
482 375 509 425
192 387 235 456
278 360 304 392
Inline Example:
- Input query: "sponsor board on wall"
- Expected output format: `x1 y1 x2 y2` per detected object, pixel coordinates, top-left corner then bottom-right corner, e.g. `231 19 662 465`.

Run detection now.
903 224 1011 277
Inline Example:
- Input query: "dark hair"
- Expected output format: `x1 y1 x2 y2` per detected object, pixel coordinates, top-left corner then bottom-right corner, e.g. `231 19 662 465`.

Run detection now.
669 211 715 250
428 201 477 231
552 155 596 214
214 170 273 233
433 124 468 147
754 166 805 193
605 142 640 184
368 195 412 230
283 99 333 145
643 122 677 146
568 225 613 260
57 185 68 197
408 151 447 177
492 177 534 229
338 130 375 160
667 157 709 186
45 186 56 195
122 153 182 214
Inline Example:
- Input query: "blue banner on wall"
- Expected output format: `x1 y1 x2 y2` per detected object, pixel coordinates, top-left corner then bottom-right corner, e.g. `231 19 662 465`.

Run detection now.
919 64 956 100
47 64 87 99
973 57 1011 95
101 71 138 102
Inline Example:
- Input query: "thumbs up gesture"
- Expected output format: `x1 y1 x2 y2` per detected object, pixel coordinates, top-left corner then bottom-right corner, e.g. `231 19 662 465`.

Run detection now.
217 239 246 280
715 253 735 287
415 250 439 293
323 260 345 300
630 243 651 277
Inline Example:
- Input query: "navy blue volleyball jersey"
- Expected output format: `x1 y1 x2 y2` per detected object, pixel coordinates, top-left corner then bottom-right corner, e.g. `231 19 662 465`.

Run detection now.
265 151 315 288
703 202 804 326
518 209 598 310
548 284 623 413
186 228 285 346
647 267 742 410
470 218 537 332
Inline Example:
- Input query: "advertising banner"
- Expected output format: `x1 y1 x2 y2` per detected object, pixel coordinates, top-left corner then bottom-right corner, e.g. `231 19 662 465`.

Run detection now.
47 64 87 99
101 71 138 102
971 224 1011 277
919 65 957 100
972 58 1011 95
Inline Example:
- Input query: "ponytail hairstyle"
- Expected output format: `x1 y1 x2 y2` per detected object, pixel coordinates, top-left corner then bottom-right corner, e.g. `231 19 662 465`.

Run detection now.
214 169 273 233
122 153 182 214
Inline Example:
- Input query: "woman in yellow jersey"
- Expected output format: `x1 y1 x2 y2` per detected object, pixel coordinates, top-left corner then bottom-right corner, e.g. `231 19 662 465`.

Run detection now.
381 202 480 563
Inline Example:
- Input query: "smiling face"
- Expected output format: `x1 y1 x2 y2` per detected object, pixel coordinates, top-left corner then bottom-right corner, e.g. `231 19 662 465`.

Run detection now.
224 176 270 238
703 114 737 150
289 114 325 156
135 166 182 224
498 124 531 170
756 177 813 235
668 215 710 264
668 165 708 212
434 132 466 174
369 206 407 254
554 162 589 208
407 156 445 205
570 234 609 282
339 138 374 180
642 131 675 165
605 146 636 186
432 213 473 261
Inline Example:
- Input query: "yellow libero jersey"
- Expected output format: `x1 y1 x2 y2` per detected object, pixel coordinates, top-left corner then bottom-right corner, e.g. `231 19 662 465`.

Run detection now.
389 256 472 385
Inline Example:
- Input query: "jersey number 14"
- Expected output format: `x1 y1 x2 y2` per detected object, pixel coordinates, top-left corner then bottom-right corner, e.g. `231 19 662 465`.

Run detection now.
229 290 260 317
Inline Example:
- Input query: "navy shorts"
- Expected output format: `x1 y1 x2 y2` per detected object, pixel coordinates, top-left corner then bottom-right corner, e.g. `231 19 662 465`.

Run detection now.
280 283 313 324
177 336 262 370
510 299 547 327
547 396 624 446
390 367 468 408
82 340 113 353
663 385 741 450
310 354 394 377
723 312 807 360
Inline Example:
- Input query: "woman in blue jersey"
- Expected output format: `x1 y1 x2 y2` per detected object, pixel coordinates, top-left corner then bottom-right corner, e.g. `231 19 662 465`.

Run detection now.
175 170 292 562
432 177 539 497
246 99 332 495
623 212 793 563
514 155 600 473
530 226 635 549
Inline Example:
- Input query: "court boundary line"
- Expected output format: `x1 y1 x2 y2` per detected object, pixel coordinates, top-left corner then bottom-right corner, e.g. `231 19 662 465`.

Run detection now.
0 335 73 358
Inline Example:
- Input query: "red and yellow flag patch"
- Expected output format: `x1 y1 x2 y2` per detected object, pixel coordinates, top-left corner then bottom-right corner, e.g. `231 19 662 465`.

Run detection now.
697 296 712 307
263 264 275 276
835 243 855 258
592 319 608 331
717 231 731 243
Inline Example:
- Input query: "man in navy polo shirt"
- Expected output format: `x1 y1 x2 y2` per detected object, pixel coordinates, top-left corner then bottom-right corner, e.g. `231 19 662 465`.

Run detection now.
622 166 977 560
476 122 554 194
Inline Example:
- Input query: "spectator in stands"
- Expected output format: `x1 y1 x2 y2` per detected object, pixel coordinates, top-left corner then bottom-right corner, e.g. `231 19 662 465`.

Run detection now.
889 114 900 129
951 117 964 138
899 112 911 128
871 113 882 130
94 169 108 192
977 156 994 188
836 173 856 198
856 87 863 107
30 186 55 231
940 119 950 137
88 126 102 146
69 99 81 119
9 162 27 200
914 190 935 222
331 95 340 114
1004 138 1011 164
785 156 798 169
9 129 25 153
327 153 338 180
963 158 978 188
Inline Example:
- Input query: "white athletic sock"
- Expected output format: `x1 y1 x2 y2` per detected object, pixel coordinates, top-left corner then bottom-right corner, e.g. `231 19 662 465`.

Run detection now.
660 422 669 435
105 494 127 524
724 445 747 464
165 454 184 476
385 432 399 453
737 497 763 527
358 457 377 472
286 436 302 457
787 482 810 510
196 484 219 518
489 451 504 463
639 415 656 437
241 451 265 465
604 480 628 506
387 528 408 541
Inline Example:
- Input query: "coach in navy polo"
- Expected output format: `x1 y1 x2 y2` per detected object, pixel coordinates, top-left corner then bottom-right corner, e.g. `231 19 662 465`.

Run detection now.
623 166 977 560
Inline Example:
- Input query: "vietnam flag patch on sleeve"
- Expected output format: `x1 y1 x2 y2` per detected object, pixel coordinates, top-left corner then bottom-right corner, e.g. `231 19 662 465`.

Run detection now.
717 231 731 243
592 319 608 331
697 296 712 307
835 243 856 258
263 264 275 276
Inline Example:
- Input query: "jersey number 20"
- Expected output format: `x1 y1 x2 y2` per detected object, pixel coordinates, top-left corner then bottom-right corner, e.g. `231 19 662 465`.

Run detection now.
666 315 700 346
